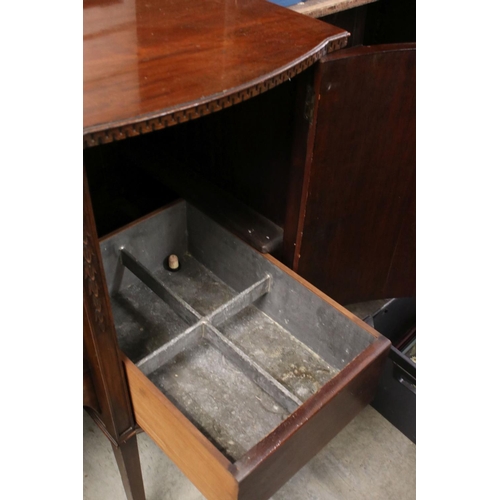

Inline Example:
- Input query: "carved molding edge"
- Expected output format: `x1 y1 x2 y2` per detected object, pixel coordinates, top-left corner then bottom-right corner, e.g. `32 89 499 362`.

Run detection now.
83 229 106 330
83 38 347 148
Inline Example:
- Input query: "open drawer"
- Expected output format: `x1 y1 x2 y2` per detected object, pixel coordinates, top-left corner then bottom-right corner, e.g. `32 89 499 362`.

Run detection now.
99 201 390 500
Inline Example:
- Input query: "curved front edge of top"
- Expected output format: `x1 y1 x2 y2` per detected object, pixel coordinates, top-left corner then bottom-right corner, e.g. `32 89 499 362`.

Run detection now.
83 36 347 148
83 0 349 149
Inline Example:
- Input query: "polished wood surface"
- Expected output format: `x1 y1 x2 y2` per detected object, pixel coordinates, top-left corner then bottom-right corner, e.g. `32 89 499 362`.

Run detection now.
83 4 351 494
295 43 416 304
83 3 407 498
84 75 304 241
83 0 348 146
84 170 137 443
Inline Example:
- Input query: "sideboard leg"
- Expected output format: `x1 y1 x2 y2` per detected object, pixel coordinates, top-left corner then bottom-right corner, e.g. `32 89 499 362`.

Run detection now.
112 435 147 500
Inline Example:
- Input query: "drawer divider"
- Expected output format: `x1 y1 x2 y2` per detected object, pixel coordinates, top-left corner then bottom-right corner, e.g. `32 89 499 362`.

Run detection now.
120 248 299 412
120 249 202 325
137 323 204 376
205 276 272 327
205 323 302 413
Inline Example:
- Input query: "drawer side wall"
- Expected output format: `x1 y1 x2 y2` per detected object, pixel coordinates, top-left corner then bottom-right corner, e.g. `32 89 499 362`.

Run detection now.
233 336 390 500
100 202 188 294
122 355 239 500
187 205 375 370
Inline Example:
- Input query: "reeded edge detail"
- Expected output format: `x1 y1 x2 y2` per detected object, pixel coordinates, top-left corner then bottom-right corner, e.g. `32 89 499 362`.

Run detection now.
83 37 347 148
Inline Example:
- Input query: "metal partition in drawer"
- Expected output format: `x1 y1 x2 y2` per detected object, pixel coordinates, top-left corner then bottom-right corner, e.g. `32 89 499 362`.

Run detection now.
100 200 390 500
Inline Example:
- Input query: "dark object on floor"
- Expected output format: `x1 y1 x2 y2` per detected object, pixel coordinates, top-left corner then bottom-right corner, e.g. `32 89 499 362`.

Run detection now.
365 298 416 443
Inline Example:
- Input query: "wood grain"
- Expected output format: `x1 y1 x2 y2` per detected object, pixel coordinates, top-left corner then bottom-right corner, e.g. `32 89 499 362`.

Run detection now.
122 355 239 500
154 78 299 231
282 66 322 270
83 359 99 413
296 43 416 303
112 436 147 500
83 0 348 147
86 79 299 238
383 180 415 297
84 167 147 499
83 168 137 444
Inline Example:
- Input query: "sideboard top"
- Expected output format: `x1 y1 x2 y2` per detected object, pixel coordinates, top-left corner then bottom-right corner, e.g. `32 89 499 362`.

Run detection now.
83 0 348 147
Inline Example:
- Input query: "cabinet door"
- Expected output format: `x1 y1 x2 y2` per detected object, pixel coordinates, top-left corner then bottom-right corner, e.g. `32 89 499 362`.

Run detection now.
296 44 415 304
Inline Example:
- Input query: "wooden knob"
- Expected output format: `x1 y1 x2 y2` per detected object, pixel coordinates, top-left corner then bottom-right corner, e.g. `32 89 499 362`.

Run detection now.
168 254 179 271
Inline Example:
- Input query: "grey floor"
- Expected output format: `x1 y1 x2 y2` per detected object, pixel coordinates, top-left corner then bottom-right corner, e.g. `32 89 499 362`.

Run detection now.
83 406 415 500
83 300 416 499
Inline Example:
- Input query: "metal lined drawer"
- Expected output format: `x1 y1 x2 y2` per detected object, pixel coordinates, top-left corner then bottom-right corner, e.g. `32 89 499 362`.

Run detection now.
100 200 390 500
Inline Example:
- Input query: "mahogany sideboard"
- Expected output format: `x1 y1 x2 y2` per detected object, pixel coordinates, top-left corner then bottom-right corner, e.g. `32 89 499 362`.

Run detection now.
83 0 415 498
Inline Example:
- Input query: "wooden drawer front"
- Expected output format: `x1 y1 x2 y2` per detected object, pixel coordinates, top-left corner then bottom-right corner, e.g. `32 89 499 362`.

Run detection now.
101 201 390 500
123 356 238 500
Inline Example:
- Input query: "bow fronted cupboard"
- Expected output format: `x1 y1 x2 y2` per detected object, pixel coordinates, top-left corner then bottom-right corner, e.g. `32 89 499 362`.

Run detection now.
83 0 415 498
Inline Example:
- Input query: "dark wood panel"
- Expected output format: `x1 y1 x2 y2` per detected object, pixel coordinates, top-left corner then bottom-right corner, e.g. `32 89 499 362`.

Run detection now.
161 80 299 230
383 182 415 297
84 167 146 499
296 44 416 304
84 79 303 239
83 168 138 439
84 139 180 238
83 358 99 413
84 0 348 146
282 67 321 268
84 168 137 439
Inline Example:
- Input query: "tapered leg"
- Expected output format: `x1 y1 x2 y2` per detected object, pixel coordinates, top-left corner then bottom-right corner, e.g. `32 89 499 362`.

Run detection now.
112 435 147 500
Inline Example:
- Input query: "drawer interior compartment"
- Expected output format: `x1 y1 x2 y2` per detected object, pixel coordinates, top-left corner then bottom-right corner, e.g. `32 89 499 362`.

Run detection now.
100 200 389 499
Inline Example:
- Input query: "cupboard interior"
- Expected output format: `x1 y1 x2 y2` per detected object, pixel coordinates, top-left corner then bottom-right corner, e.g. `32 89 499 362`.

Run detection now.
84 75 299 239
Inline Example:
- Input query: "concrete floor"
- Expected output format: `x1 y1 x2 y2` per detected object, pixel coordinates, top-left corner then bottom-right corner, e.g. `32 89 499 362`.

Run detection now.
83 405 415 500
84 299 415 499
